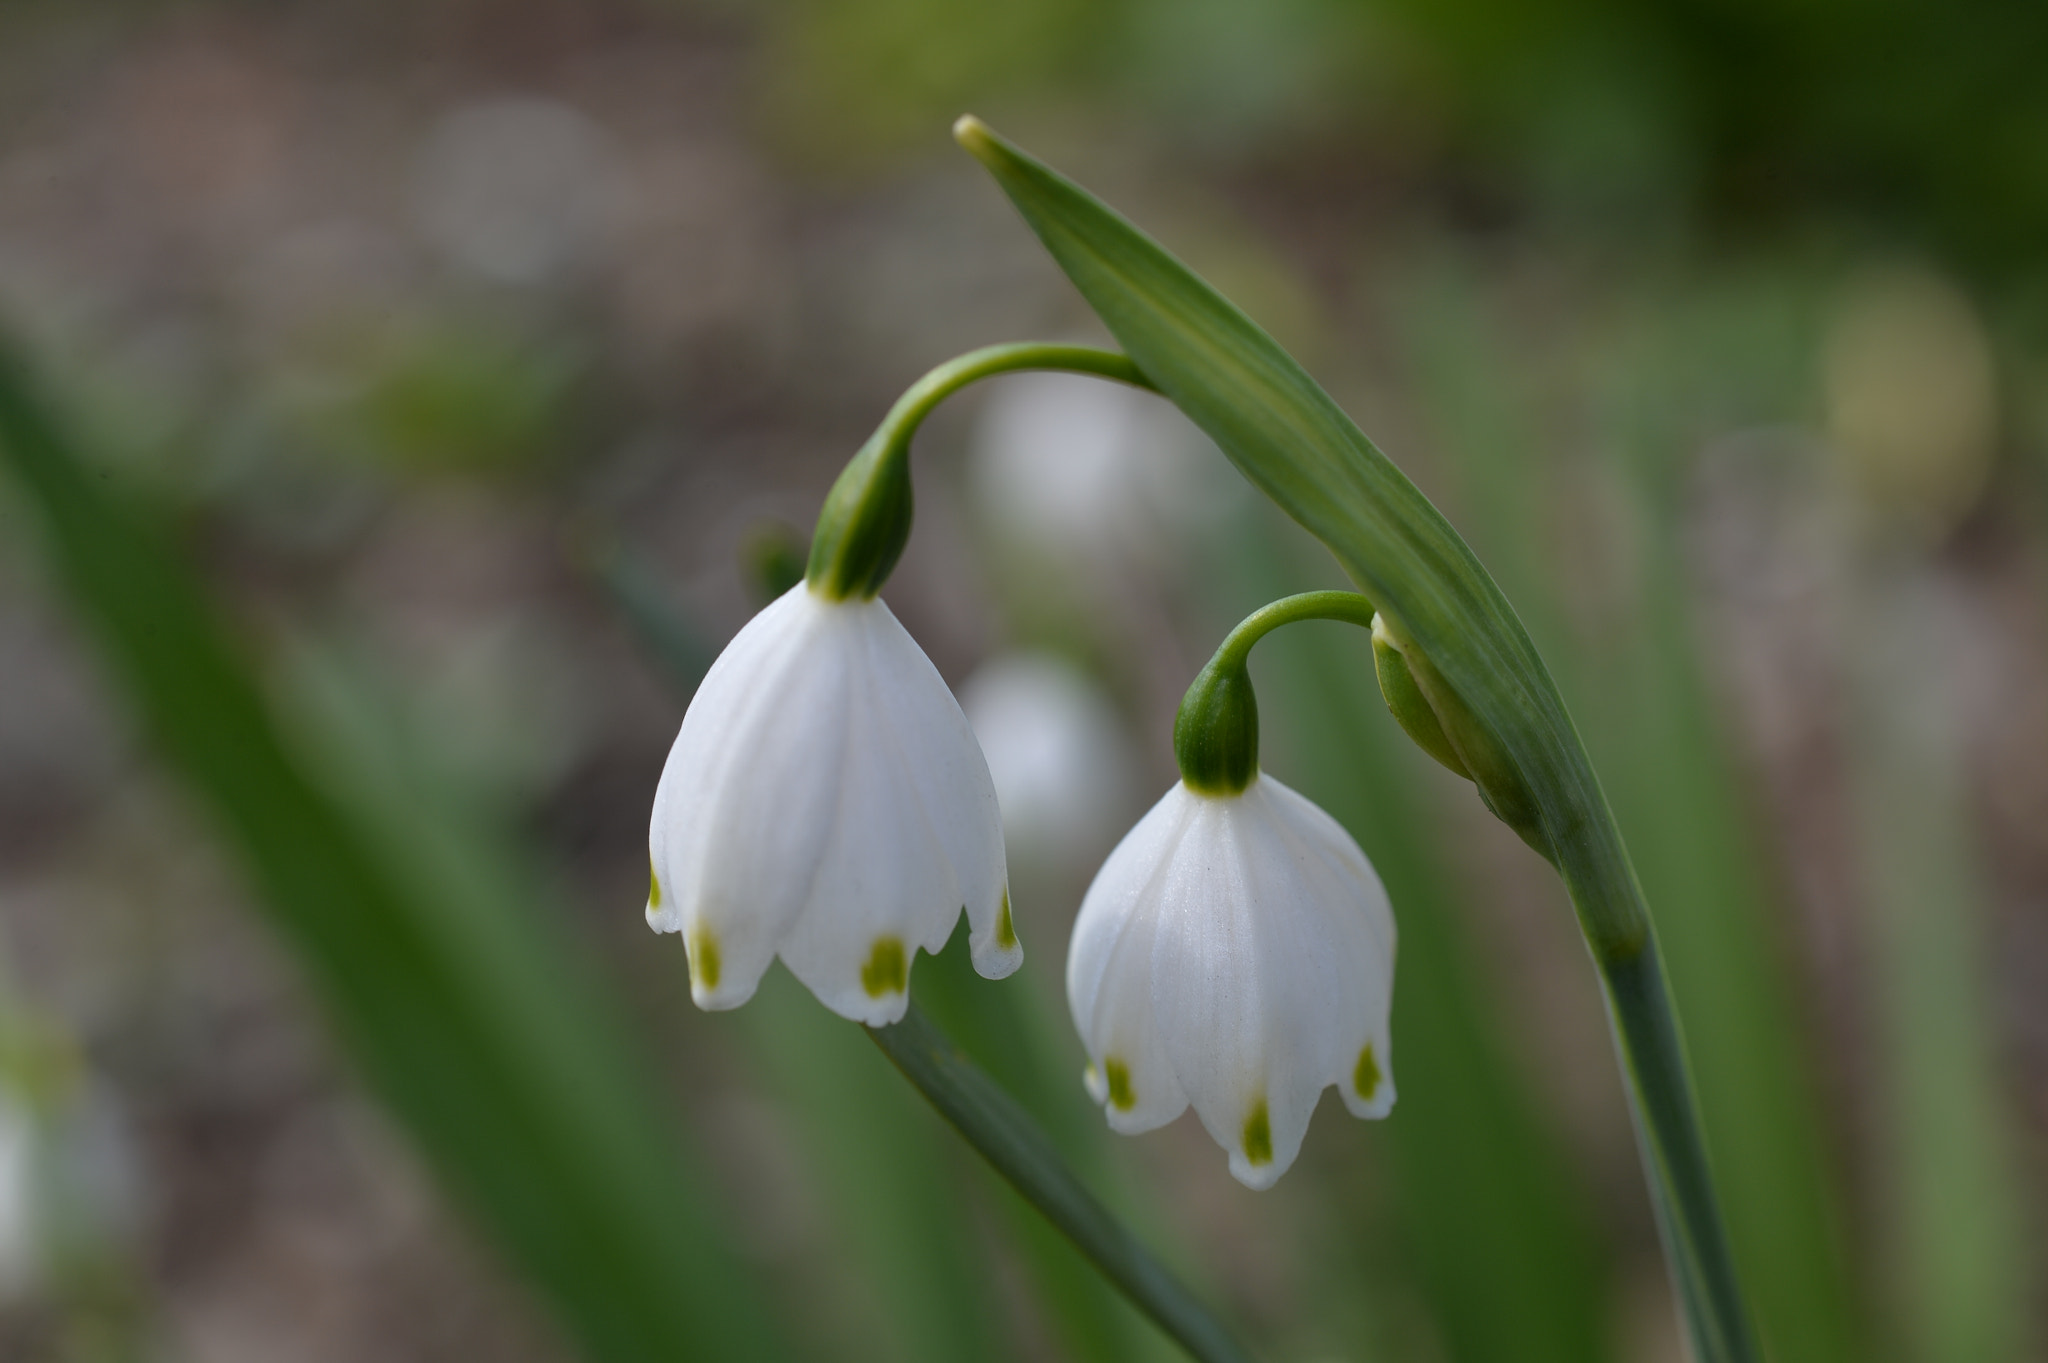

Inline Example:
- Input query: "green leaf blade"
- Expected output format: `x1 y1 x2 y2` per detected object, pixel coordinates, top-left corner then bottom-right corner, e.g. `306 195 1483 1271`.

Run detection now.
0 344 787 1363
949 119 1625 935
955 117 1760 1362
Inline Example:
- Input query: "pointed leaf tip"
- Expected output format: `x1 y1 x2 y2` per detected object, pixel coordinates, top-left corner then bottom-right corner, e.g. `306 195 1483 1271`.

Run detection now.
953 114 997 160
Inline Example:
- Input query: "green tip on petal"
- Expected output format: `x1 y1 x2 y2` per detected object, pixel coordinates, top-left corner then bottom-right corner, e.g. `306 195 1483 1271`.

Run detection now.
1242 1099 1272 1167
1104 1057 1136 1111
689 926 721 992
1355 1042 1382 1102
995 888 1017 950
648 858 662 908
860 936 908 998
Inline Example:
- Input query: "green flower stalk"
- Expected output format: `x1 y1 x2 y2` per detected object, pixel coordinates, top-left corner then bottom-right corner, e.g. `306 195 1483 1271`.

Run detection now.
953 114 1760 1363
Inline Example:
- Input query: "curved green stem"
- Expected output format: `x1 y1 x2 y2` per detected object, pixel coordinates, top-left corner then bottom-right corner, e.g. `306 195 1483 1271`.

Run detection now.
875 343 1155 445
1208 590 1380 670
806 344 1155 599
1175 592 1377 793
869 1004 1257 1363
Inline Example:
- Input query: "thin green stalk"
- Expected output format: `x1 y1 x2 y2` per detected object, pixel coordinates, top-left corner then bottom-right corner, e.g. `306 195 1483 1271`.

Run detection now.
955 115 1760 1362
1231 519 1614 1363
870 342 1155 440
868 1004 1258 1363
1208 590 1381 664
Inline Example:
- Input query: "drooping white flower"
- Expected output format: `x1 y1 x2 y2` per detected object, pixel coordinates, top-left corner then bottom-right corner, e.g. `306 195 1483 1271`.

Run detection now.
1068 772 1395 1189
648 581 1019 1025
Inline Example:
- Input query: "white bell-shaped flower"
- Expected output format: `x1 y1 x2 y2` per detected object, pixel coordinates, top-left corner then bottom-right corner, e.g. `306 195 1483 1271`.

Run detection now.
1068 772 1395 1189
647 581 1020 1025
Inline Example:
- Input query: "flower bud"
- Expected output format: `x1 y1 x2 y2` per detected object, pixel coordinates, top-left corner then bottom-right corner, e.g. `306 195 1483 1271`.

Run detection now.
1370 613 1471 780
1371 611 1546 854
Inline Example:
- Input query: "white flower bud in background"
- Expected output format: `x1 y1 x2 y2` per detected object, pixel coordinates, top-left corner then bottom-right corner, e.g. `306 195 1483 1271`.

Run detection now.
969 371 1241 568
960 653 1135 871
648 582 1019 1026
0 1069 141 1300
1068 773 1395 1189
0 1092 31 1295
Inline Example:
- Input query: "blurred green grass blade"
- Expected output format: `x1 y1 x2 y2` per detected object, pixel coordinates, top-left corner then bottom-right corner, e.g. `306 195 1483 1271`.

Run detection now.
742 966 1013 1363
868 1004 1258 1363
580 532 719 693
595 542 1188 1363
0 345 787 1363
957 117 1758 1362
1852 600 2028 1363
913 936 1186 1363
1399 280 1864 1363
1235 524 1614 1363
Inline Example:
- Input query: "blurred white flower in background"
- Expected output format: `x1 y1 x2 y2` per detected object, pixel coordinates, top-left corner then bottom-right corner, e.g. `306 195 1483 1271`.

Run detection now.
648 583 1018 1025
960 652 1135 871
0 1067 141 1300
412 97 629 285
1068 773 1396 1190
0 1091 32 1295
969 371 1242 567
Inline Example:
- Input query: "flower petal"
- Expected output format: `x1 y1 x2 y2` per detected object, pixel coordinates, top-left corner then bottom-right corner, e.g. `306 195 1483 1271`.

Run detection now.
1154 791 1292 1184
863 599 1019 980
1068 784 1197 1133
650 585 848 1010
1256 777 1397 1119
777 599 972 1025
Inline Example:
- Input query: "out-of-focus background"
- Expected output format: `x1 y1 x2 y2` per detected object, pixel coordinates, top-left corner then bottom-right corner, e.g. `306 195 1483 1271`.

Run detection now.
1 1 2045 1360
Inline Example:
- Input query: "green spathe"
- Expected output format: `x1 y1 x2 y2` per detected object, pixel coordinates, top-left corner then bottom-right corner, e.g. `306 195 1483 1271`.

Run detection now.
1173 661 1259 795
807 429 915 601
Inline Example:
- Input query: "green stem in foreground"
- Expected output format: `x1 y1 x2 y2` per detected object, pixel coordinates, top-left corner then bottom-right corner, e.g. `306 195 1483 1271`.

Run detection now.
869 1005 1257 1363
806 343 1155 599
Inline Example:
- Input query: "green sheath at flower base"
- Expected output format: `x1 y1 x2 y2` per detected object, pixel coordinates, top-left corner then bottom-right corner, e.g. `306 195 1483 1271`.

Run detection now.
1176 592 1381 795
1173 660 1260 794
806 343 1155 600
806 430 915 601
